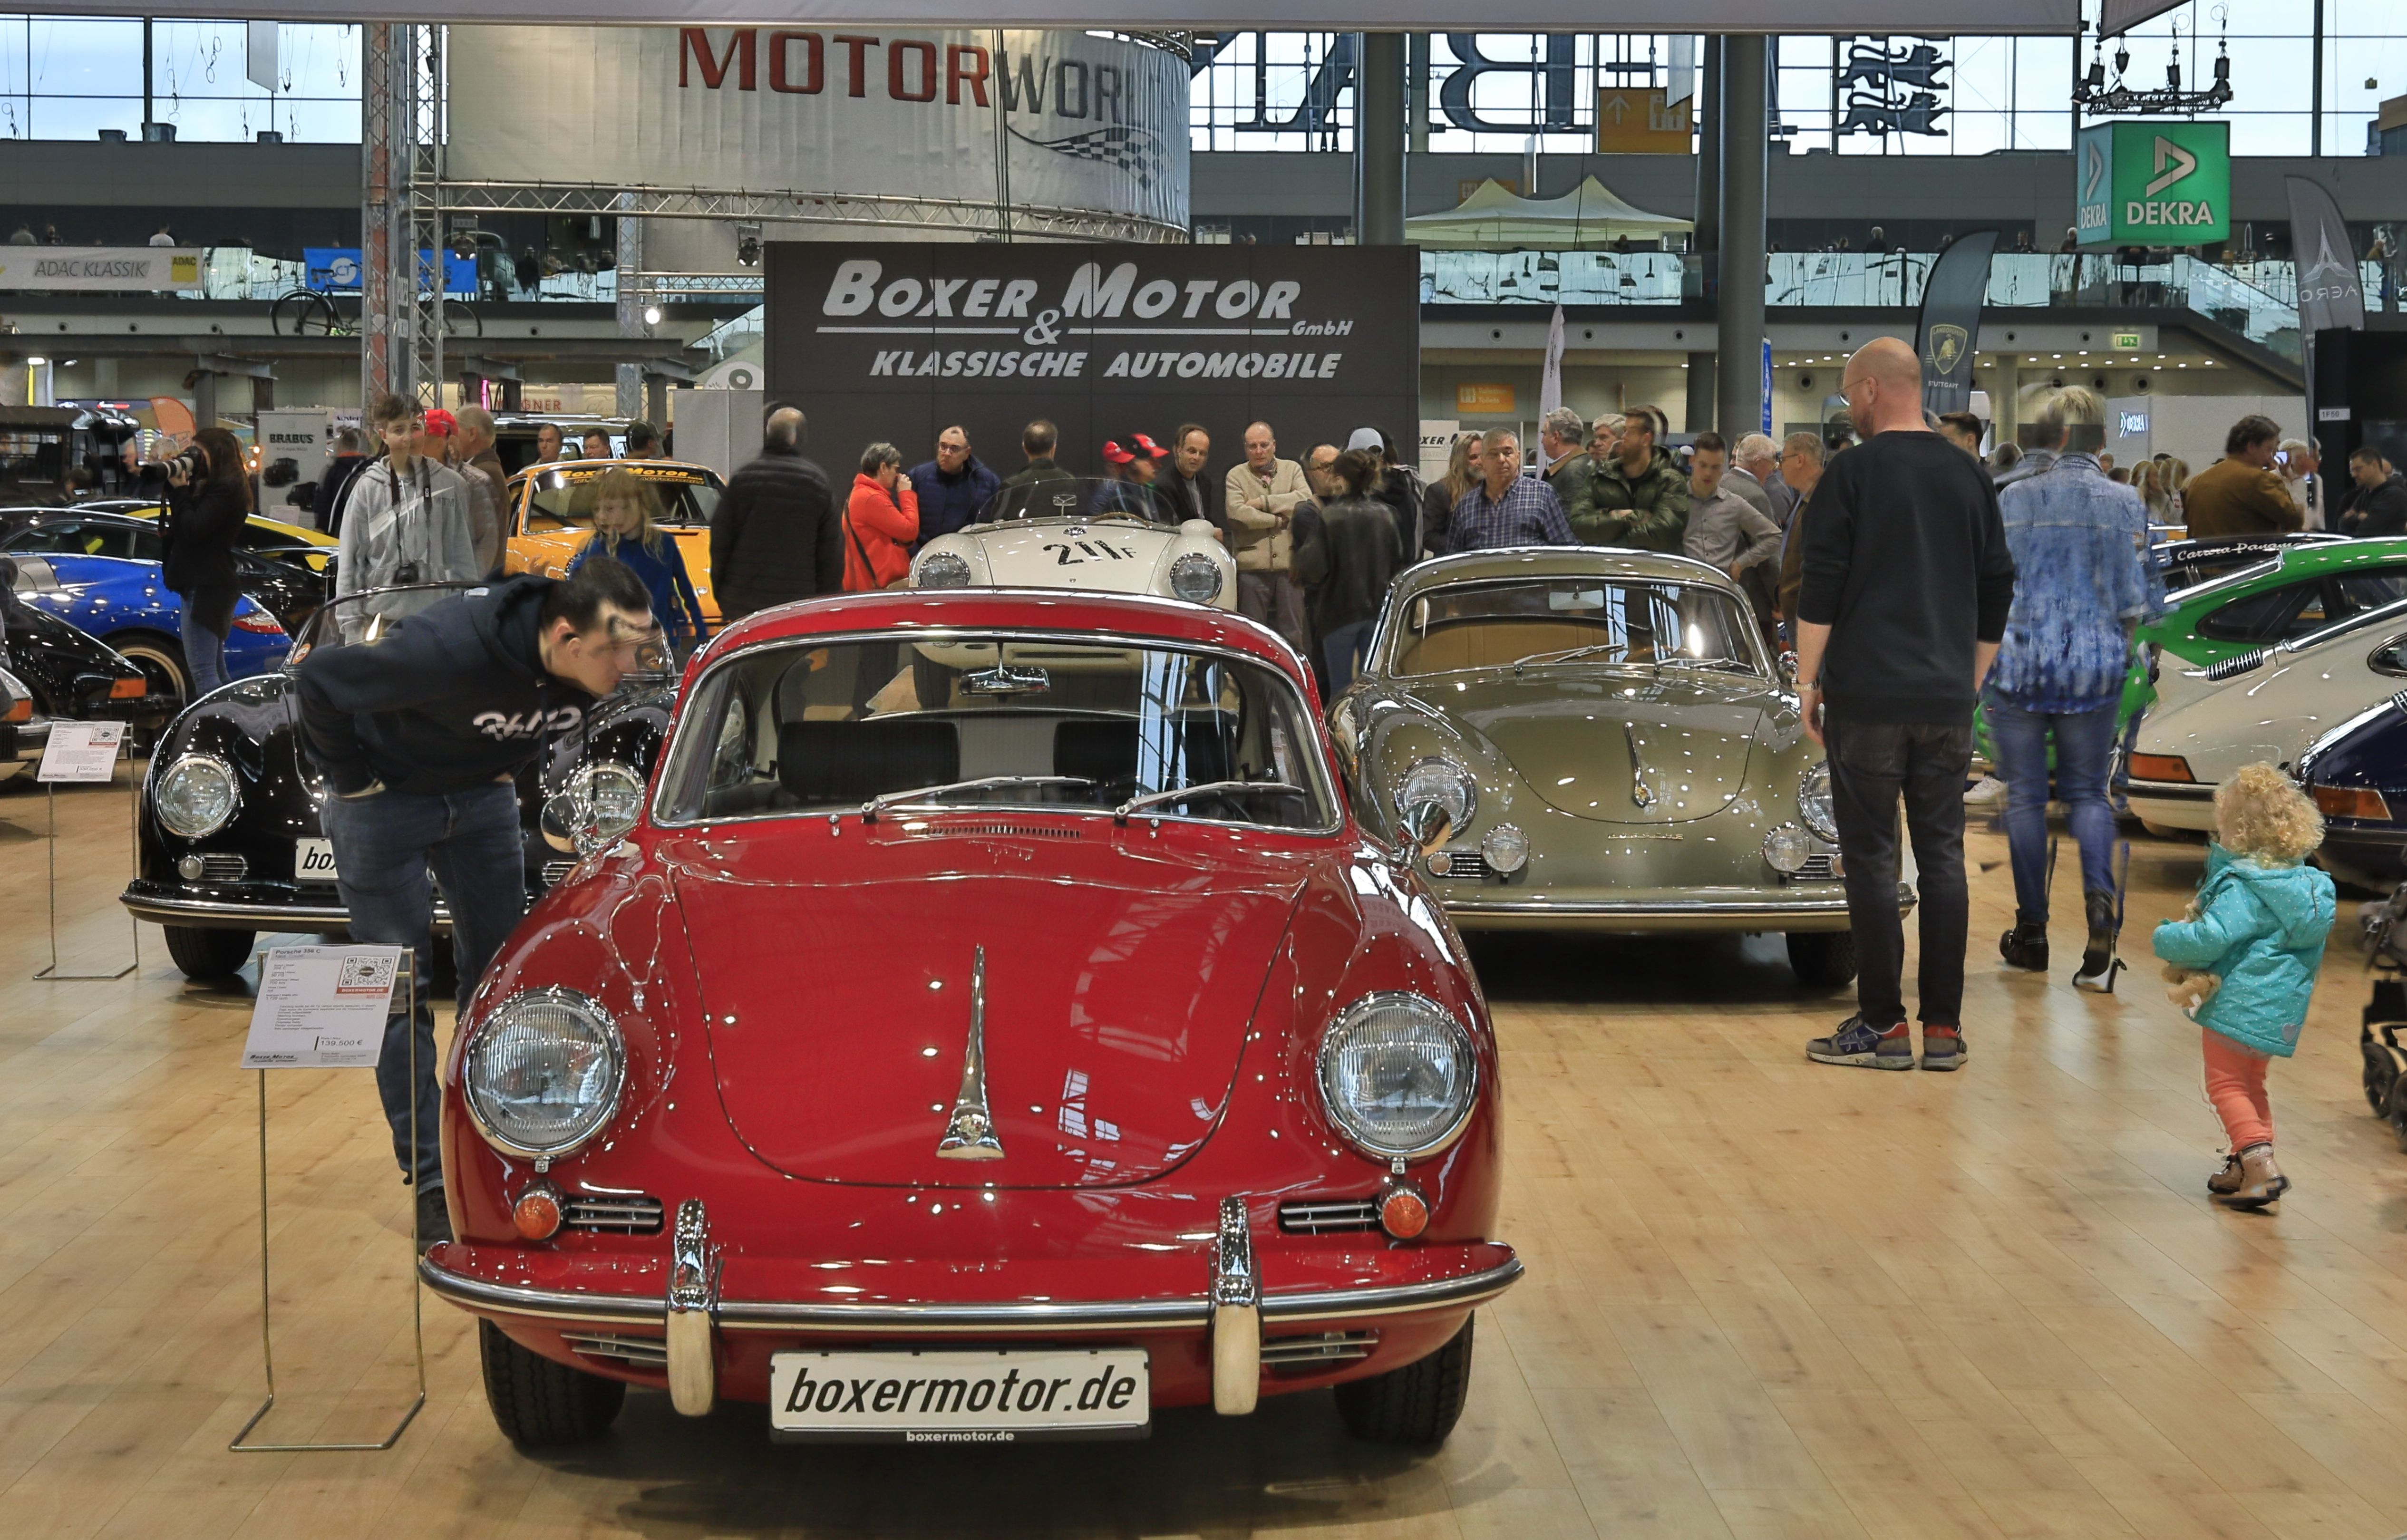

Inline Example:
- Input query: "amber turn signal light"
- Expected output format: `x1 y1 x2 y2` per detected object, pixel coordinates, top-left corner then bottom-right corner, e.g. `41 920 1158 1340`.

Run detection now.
1378 1182 1430 1240
2128 753 2195 783
512 1182 564 1240
2 697 28 724
2312 784 2392 821
108 675 147 699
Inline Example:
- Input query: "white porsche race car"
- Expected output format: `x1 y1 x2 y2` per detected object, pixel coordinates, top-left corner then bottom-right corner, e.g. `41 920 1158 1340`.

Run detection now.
909 475 1236 610
2128 595 2407 834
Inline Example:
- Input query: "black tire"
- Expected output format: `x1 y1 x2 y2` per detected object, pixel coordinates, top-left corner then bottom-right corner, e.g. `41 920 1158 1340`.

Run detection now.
1334 1315 1474 1446
1786 930 1858 988
164 925 256 979
2365 1040 2400 1117
2389 1076 2407 1156
912 652 955 708
478 1318 626 1447
272 289 341 337
111 631 188 715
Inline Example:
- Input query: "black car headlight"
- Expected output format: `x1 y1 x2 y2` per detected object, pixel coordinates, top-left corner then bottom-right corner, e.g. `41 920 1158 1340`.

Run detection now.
1799 761 1839 843
1315 992 1479 1161
156 752 240 838
915 551 974 590
1168 552 1223 603
462 987 627 1160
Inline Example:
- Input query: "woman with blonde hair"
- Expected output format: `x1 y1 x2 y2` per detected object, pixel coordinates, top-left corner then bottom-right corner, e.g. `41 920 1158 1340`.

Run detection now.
568 468 708 659
1417 431 1484 558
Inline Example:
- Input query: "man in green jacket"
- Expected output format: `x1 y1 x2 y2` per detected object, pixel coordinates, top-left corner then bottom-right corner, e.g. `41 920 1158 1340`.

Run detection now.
1586 404 1690 552
1539 407 1599 537
995 419 1077 518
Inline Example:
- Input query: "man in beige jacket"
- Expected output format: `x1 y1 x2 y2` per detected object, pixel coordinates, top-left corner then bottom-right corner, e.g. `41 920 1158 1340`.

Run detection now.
1223 420 1313 650
452 405 510 574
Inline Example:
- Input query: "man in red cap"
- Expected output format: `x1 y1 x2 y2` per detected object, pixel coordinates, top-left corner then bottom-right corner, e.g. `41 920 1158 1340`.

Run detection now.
1092 432 1171 521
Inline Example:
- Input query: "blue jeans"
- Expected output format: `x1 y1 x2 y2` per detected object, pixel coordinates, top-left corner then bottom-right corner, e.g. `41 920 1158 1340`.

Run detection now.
1322 620 1374 697
1987 688 2119 920
320 781 527 1187
178 586 234 699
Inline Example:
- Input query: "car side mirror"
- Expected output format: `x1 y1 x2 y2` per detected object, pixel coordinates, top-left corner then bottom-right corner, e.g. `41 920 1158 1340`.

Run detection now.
1398 801 1453 855
1779 652 1800 690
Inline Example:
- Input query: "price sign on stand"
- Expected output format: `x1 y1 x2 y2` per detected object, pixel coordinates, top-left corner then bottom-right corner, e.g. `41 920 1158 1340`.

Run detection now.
239 946 404 1069
37 721 124 782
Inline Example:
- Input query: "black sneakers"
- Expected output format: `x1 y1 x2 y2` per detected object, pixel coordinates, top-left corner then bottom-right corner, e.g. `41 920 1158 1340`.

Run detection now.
416 1184 454 1252
1999 911 2049 971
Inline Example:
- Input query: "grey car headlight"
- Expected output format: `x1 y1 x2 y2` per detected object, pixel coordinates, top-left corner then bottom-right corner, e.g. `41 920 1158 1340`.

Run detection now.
1799 761 1839 843
1168 552 1223 603
1481 822 1529 873
915 551 973 589
1764 824 1813 873
1316 992 1479 1161
463 987 627 1160
1395 754 1479 833
156 752 240 838
543 760 645 856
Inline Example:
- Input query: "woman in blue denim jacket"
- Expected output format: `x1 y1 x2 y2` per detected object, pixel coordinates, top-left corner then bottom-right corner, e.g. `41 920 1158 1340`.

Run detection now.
1988 387 2160 988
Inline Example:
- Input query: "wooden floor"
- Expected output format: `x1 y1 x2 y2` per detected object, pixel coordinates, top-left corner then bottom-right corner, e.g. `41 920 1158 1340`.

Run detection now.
4 768 2407 1540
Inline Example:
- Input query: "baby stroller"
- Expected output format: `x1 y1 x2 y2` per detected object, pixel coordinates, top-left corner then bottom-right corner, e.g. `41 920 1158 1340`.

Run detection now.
2353 881 2407 1153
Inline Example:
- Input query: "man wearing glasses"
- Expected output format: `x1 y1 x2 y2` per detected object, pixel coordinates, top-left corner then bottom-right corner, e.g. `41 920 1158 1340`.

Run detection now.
1793 338 2017 1075
295 558 659 1249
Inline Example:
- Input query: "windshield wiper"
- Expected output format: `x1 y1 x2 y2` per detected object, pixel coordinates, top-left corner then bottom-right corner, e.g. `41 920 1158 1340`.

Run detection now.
1114 779 1306 823
1655 656 1755 674
860 775 1093 821
1511 642 1644 674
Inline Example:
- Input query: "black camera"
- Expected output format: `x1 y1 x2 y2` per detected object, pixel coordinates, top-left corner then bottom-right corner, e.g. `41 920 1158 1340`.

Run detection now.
394 560 421 585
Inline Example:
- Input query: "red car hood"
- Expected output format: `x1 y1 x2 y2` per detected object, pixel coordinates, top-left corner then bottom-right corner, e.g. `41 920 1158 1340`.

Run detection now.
666 824 1320 1189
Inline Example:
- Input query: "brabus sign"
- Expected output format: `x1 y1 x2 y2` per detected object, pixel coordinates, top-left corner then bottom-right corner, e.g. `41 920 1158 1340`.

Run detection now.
767 242 1418 484
2074 120 2230 249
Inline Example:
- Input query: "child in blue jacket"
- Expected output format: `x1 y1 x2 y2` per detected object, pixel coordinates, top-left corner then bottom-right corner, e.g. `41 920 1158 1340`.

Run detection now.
570 469 709 661
2153 764 2335 1210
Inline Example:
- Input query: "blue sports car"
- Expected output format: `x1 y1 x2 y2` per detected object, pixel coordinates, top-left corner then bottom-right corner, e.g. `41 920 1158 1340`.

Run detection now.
3 549 289 709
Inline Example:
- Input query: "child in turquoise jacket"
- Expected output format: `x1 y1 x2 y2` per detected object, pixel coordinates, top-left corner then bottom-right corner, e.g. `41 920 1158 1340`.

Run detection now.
2152 764 2335 1210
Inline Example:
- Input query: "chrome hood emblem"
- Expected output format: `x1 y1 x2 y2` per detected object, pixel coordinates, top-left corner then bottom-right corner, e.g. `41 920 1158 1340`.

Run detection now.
1623 721 1655 808
935 946 1005 1161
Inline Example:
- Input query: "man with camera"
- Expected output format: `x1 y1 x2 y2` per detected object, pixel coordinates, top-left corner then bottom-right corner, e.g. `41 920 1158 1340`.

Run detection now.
335 394 482 634
295 557 658 1247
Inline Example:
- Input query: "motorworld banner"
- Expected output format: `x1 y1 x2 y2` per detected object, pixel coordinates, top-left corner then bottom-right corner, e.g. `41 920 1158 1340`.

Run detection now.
764 243 1419 481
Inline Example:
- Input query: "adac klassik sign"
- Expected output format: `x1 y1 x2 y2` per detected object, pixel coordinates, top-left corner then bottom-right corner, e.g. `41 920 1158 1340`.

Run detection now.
764 243 1419 480
2075 119 2231 249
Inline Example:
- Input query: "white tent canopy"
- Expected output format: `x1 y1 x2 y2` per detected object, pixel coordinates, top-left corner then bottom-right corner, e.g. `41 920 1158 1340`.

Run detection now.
1405 177 1692 251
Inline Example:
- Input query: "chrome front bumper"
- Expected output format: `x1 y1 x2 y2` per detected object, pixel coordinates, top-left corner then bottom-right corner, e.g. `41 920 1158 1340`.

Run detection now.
1442 883 1912 934
420 1198 1521 1418
120 885 459 932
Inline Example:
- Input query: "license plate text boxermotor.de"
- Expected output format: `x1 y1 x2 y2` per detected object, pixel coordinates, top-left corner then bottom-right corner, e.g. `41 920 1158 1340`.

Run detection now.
767 1348 1149 1442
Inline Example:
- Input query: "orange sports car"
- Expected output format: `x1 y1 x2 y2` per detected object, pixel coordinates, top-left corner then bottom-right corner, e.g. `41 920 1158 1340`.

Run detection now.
502 458 726 622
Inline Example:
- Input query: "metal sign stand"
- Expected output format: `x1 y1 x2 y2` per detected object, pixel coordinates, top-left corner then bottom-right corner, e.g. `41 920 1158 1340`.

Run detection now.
231 953 427 1453
32 729 138 981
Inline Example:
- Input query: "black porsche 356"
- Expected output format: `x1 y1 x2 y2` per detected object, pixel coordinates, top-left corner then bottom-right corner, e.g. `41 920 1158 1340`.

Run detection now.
119 581 675 980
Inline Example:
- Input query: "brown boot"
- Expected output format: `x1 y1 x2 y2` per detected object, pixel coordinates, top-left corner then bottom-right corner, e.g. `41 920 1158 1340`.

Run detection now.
2216 1143 2289 1210
2206 1153 2243 1196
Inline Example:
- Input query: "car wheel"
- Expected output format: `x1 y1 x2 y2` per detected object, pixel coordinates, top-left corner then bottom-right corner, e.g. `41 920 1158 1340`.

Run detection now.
164 926 256 979
1786 930 1858 988
110 633 188 747
912 652 955 708
2365 1039 2401 1117
478 1319 626 1447
1333 1315 1474 1446
2391 1080 2407 1156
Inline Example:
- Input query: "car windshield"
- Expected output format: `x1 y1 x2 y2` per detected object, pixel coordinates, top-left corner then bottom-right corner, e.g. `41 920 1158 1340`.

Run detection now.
1390 578 1762 677
979 476 1181 526
656 632 1333 831
523 463 721 533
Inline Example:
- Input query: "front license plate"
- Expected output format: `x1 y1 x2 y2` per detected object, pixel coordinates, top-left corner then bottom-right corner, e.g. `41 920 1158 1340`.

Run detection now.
294 838 340 883
767 1348 1149 1443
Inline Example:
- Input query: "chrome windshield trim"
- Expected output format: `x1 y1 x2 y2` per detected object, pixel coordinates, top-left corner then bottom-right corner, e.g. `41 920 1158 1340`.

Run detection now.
416 1255 1524 1333
650 625 1342 837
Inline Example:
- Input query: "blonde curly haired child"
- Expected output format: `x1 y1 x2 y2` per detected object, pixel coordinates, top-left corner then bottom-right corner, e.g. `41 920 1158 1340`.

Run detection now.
2150 764 2335 1209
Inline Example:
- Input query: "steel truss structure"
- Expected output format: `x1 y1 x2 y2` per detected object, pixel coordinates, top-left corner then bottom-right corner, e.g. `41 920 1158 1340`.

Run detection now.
431 183 1187 246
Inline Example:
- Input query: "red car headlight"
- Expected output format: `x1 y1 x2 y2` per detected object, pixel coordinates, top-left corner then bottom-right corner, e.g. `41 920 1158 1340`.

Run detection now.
462 988 627 1162
1314 992 1478 1162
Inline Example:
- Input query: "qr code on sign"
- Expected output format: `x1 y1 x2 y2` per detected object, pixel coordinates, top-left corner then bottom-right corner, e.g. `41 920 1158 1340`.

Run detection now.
336 954 398 996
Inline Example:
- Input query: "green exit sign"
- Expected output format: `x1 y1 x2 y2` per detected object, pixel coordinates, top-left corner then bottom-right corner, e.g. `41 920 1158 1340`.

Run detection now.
2111 330 2144 349
2075 120 2231 248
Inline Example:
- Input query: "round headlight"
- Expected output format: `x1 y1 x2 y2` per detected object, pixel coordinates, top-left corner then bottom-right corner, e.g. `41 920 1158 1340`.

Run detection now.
1481 822 1529 873
156 752 239 839
1168 551 1223 603
1763 823 1812 873
1395 755 1478 832
916 551 973 590
574 761 645 842
1799 761 1839 843
462 988 627 1160
1316 992 1479 1161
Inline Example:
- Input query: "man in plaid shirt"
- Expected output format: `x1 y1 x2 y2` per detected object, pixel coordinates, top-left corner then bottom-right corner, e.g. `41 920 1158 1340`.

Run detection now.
1447 428 1575 551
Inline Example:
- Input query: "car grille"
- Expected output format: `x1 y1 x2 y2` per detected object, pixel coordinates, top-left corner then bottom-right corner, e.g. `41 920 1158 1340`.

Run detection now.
919 823 1084 840
1262 1331 1380 1367
1278 1198 1381 1233
562 1193 665 1233
1793 852 1841 881
564 1332 668 1369
1426 847 1491 879
540 860 576 886
185 853 247 882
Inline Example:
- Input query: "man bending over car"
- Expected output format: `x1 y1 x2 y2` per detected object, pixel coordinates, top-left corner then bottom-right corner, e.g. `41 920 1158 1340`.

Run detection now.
296 557 657 1249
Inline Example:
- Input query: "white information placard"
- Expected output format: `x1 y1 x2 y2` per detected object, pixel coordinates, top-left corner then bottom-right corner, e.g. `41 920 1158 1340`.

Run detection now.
37 721 124 783
239 946 405 1069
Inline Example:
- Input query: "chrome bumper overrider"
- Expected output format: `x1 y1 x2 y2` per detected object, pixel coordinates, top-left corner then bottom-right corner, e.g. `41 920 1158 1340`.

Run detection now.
419 1197 1522 1419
